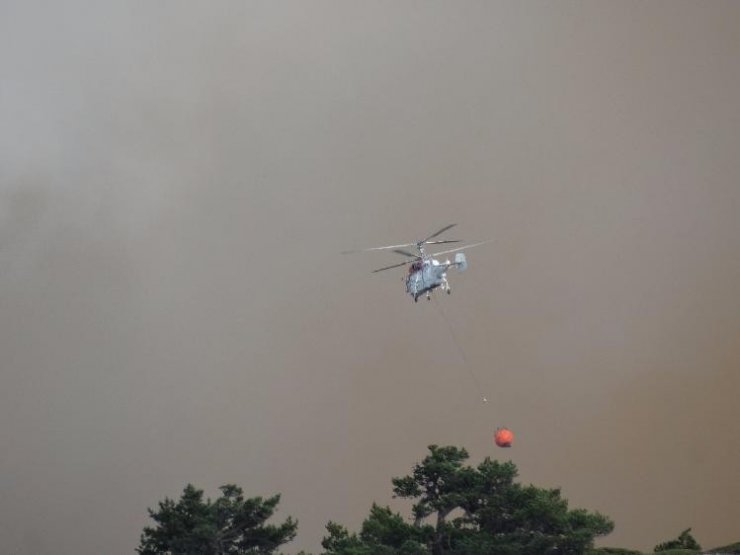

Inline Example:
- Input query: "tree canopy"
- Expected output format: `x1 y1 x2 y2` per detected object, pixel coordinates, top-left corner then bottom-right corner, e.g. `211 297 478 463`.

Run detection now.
323 444 614 555
137 483 297 555
654 528 701 552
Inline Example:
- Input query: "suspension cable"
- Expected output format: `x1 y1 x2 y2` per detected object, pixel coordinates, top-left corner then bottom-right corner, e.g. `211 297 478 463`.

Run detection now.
432 295 488 404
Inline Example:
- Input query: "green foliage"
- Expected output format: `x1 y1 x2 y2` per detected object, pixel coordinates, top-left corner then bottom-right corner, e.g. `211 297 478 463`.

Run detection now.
322 507 431 555
137 483 297 555
706 541 740 553
360 504 430 552
654 529 701 552
325 444 614 555
392 445 474 527
322 521 375 555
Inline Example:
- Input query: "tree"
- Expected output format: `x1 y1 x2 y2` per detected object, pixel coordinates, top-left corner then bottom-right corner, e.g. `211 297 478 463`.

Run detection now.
467 458 613 554
325 445 614 555
705 541 740 554
321 521 374 555
391 445 477 554
322 506 430 555
137 483 297 555
654 528 701 552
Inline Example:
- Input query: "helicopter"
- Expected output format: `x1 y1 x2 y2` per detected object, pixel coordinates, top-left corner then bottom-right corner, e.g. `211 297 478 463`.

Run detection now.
344 224 491 302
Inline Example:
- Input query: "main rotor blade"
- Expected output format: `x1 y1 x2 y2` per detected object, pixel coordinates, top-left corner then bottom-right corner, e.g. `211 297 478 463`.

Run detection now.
425 239 461 246
431 239 493 257
341 242 416 255
342 227 459 255
393 249 419 258
422 224 457 244
372 260 412 273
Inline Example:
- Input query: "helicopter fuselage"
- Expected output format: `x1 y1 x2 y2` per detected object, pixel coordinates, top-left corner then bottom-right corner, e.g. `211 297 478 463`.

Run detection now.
406 253 467 302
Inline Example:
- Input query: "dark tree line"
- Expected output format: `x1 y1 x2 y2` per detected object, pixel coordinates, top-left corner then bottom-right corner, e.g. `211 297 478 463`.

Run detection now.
136 444 616 554
322 445 613 555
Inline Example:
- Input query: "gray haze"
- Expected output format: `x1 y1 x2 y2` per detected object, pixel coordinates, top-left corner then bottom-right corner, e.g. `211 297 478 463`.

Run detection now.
1 2 739 553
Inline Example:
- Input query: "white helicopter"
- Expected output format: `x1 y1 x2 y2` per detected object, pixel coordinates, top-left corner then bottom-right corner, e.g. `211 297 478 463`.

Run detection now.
344 224 490 302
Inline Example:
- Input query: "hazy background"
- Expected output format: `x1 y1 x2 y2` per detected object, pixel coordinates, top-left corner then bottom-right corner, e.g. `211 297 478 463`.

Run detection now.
1 2 739 553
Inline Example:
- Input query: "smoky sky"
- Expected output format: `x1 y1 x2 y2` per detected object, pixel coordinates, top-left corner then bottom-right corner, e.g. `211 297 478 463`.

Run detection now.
1 2 739 554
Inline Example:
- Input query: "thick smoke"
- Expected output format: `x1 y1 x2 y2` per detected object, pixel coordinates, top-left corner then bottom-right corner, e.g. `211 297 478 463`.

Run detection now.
1 2 739 553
